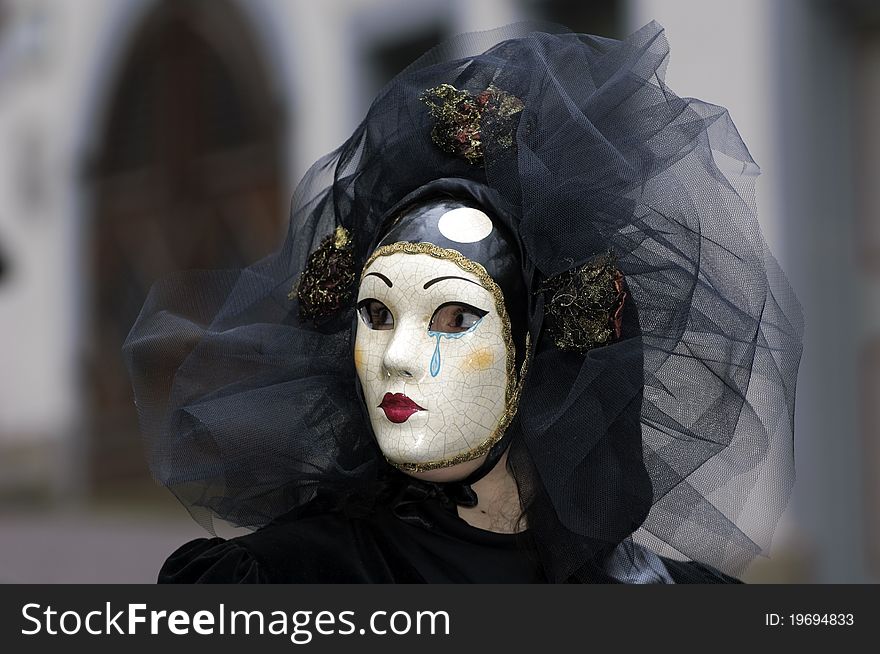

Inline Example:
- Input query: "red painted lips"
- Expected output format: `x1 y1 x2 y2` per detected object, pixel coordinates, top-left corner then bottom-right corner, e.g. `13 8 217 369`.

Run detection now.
379 392 425 423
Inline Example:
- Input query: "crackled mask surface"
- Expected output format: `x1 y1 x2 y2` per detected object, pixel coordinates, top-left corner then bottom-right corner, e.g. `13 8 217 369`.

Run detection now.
354 245 517 473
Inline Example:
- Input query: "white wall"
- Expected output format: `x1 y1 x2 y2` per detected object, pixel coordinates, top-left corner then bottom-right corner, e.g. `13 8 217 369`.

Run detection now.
0 0 111 442
627 0 782 257
0 0 299 444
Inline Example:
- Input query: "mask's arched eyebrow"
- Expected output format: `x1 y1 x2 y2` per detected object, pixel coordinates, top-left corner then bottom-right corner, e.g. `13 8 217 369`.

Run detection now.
364 272 393 287
424 275 486 291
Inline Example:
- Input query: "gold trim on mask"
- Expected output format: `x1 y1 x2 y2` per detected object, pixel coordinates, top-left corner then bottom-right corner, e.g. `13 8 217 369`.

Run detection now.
361 241 530 472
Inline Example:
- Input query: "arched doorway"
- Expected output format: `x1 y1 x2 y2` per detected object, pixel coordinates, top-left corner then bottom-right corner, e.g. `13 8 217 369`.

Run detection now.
86 0 285 498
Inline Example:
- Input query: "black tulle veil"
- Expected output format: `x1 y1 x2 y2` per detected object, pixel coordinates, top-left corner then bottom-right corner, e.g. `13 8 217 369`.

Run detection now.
123 21 804 583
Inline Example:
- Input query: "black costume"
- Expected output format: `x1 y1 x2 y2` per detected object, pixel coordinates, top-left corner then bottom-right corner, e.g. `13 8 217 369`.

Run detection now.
159 483 740 583
123 21 803 584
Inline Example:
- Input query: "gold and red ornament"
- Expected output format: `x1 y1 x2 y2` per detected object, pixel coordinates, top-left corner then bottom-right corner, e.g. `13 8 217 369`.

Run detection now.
290 226 356 324
536 250 628 353
420 83 524 165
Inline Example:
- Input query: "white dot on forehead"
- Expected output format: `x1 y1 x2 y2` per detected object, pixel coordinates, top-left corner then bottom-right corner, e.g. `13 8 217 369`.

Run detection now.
437 207 493 244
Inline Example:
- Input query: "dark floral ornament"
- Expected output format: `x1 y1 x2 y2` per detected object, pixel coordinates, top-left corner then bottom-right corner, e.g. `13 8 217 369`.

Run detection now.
536 250 627 353
289 226 356 324
420 83 524 165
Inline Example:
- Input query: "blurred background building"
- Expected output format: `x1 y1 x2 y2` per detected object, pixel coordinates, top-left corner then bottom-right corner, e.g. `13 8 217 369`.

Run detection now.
0 0 875 582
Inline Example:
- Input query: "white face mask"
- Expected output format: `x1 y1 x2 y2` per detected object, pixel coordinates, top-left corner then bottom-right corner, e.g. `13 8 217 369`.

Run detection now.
354 243 519 475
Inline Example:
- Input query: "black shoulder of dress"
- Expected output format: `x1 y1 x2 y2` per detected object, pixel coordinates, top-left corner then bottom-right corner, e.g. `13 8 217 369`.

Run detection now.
658 556 744 584
158 537 271 584
157 508 426 584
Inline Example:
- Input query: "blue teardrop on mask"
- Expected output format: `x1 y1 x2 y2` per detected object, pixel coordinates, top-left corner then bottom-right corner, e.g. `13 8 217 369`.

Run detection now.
430 333 442 377
428 317 484 378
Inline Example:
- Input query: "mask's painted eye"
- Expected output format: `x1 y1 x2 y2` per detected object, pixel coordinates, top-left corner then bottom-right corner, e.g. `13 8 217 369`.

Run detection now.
357 298 394 330
429 302 488 334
